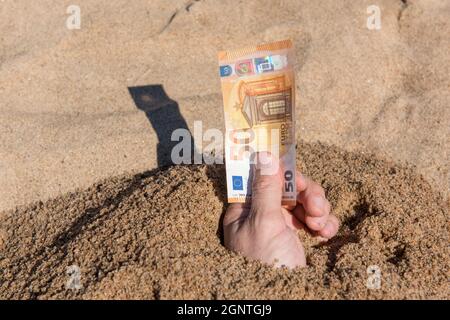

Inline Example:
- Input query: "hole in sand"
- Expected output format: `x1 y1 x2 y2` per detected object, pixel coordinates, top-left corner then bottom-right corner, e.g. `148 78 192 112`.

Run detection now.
387 244 408 266
322 233 359 272
315 198 382 272
343 200 381 231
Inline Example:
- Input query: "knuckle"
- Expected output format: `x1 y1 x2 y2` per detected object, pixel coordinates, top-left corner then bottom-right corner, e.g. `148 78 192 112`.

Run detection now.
310 184 325 197
252 176 277 193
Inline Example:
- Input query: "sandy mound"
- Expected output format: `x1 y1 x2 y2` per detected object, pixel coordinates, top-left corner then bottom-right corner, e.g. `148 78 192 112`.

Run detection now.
0 142 448 299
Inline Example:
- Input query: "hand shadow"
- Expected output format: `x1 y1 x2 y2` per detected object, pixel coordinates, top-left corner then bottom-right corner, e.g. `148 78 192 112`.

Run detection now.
128 85 196 167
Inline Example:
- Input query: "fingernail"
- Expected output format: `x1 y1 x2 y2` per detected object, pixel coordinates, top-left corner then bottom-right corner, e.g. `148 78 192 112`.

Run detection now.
321 220 334 238
317 220 326 229
256 152 278 176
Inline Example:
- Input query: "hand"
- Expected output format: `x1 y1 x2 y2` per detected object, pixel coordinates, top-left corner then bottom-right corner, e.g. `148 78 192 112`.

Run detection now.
223 152 339 268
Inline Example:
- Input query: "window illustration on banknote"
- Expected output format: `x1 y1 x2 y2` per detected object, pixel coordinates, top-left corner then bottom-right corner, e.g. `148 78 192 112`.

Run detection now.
238 75 292 127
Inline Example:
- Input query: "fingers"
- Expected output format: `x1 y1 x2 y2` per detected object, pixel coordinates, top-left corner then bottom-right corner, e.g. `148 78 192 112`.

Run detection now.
293 205 339 238
292 205 326 230
223 202 249 248
296 172 310 193
293 171 339 238
249 152 284 223
296 172 329 217
223 202 249 227
319 215 339 238
282 209 305 231
284 206 339 239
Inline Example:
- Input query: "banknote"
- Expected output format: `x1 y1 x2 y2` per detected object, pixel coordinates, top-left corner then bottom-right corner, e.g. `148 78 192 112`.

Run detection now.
218 39 296 205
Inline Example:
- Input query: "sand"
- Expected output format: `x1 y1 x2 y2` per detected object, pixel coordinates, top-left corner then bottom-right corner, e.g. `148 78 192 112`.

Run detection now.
0 0 449 212
0 142 448 299
0 0 449 300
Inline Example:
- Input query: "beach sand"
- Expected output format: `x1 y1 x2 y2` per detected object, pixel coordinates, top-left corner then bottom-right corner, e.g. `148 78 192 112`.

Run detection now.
0 142 448 299
0 0 449 299
0 0 448 212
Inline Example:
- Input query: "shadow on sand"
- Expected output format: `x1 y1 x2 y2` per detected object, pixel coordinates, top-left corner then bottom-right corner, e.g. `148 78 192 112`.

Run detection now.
128 84 196 167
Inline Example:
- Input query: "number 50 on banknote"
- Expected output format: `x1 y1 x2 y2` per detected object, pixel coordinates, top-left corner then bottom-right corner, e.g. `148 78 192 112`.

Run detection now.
218 40 296 205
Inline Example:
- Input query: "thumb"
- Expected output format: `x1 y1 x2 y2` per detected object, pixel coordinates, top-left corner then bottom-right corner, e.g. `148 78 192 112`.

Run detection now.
250 152 283 220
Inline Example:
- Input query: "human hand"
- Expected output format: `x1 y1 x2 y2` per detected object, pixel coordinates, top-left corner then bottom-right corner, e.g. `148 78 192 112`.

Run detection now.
223 152 339 268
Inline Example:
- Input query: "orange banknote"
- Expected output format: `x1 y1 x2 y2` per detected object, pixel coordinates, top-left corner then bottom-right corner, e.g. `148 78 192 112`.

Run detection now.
218 39 296 205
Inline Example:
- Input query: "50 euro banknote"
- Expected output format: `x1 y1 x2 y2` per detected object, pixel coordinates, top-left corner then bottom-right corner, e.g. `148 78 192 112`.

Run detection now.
218 39 296 205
